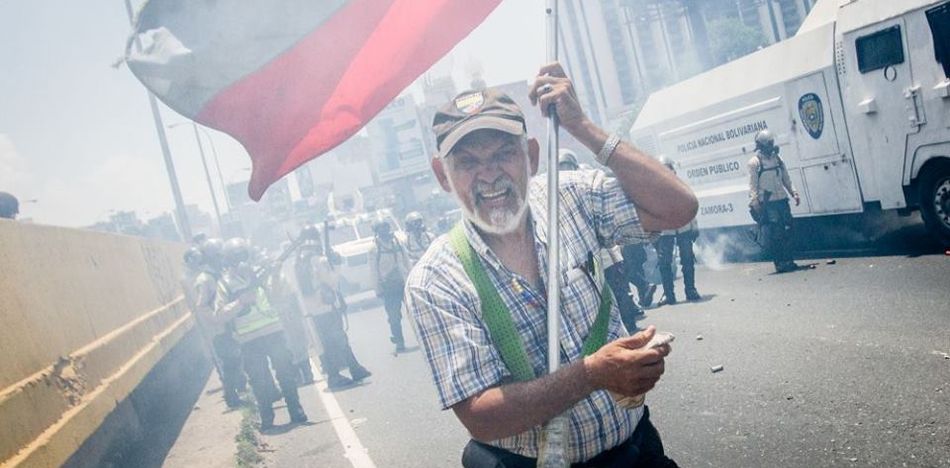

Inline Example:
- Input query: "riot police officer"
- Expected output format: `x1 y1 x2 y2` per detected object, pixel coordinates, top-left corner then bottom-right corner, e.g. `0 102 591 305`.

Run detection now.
654 158 701 305
404 211 432 264
294 224 371 389
192 239 247 408
371 220 410 353
557 149 580 171
215 238 307 429
749 130 801 273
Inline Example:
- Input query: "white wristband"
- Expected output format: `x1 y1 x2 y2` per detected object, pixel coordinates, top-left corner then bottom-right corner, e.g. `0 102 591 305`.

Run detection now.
596 133 621 166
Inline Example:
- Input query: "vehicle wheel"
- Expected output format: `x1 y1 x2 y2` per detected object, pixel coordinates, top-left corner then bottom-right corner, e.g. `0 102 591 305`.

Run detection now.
918 163 950 245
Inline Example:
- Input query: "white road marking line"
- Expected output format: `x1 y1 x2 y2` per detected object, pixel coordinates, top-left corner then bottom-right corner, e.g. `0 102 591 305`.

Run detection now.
313 379 377 468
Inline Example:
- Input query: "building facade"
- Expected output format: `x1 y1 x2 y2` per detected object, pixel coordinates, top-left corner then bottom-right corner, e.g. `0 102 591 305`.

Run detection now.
558 0 816 129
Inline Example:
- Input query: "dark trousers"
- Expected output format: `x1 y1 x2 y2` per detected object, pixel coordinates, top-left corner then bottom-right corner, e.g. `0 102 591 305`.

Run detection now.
621 244 651 296
461 406 677 468
382 288 405 346
241 332 301 413
311 311 364 375
605 261 641 332
212 333 246 405
655 233 696 298
761 199 795 267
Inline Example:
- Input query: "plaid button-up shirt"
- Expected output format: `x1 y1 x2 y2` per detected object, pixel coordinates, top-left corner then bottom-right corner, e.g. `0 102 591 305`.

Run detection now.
405 168 657 463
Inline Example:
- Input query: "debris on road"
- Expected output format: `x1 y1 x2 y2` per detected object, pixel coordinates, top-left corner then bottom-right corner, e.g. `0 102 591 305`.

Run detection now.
696 335 704 341
350 417 368 428
711 365 724 373
826 259 837 265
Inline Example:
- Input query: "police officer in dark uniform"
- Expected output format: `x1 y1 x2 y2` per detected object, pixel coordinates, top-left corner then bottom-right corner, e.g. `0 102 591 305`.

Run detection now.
654 158 701 305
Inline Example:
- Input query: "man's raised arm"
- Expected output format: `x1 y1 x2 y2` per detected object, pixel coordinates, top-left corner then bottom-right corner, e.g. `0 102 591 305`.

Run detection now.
530 63 698 232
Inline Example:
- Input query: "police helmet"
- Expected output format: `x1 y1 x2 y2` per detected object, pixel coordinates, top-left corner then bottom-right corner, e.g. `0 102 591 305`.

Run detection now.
0 192 18 220
754 130 777 153
657 155 675 171
199 238 224 266
373 220 392 236
557 149 579 171
404 212 424 231
183 247 203 269
300 224 321 241
221 238 251 267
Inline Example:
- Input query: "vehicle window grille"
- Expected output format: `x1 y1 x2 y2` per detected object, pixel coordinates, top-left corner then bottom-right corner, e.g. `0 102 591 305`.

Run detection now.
855 25 904 74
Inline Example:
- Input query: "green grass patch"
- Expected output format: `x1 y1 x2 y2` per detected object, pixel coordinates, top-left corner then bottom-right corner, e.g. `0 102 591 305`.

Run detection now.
235 405 263 468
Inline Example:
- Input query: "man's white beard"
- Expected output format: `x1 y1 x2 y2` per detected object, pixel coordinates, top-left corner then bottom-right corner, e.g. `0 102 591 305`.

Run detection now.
447 164 530 236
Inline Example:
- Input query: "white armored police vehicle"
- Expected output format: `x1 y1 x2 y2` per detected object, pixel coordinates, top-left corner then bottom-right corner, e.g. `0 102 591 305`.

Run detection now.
631 0 950 244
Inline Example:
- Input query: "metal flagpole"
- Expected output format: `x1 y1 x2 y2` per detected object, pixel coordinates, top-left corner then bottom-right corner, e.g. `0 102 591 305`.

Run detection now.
538 0 569 466
123 0 193 241
544 0 562 380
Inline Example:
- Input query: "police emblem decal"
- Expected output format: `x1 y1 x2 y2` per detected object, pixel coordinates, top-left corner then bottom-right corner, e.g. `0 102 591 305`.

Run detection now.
798 93 824 140
455 92 485 114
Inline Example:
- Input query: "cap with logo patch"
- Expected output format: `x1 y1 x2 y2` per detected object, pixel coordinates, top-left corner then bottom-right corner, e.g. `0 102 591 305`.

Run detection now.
432 89 526 159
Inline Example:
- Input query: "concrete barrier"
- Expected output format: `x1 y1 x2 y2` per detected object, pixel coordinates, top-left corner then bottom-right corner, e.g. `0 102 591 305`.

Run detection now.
0 220 193 467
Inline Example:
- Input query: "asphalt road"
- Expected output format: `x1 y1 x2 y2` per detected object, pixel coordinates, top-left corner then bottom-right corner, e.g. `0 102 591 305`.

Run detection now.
260 247 950 467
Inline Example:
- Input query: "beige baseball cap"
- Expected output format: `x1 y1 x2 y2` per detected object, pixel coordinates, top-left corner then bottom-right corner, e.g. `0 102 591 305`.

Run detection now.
432 89 526 159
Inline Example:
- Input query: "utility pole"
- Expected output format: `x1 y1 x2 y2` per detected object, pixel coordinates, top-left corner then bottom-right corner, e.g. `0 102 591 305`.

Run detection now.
190 123 224 230
123 0 192 241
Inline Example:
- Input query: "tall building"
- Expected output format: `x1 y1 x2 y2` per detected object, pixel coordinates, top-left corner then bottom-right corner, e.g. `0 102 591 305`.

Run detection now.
558 0 815 128
558 0 700 130
418 73 459 158
735 0 815 43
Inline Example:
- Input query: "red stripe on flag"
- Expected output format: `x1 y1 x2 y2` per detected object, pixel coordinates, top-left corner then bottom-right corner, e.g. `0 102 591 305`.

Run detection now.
196 0 502 200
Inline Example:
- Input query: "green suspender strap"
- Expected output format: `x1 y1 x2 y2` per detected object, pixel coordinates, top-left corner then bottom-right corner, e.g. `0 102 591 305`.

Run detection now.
448 223 613 382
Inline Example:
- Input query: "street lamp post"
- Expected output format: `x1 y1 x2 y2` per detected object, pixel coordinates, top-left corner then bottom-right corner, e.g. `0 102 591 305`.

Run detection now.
190 124 232 212
169 121 224 233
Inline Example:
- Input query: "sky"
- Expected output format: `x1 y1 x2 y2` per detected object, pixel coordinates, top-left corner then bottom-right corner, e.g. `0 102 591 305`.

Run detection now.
0 1 546 227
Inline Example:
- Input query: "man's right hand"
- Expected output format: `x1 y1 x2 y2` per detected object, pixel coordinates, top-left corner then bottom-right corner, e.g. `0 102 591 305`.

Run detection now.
583 325 670 397
529 62 588 136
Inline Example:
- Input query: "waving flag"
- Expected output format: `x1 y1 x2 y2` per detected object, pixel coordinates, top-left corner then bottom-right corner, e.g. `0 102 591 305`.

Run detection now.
126 0 502 200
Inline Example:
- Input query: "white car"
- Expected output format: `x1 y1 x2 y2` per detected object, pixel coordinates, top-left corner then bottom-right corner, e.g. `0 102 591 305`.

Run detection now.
325 210 404 295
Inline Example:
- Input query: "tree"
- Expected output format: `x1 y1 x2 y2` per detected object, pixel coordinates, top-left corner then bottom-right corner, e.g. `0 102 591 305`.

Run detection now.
707 17 767 65
680 0 712 70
